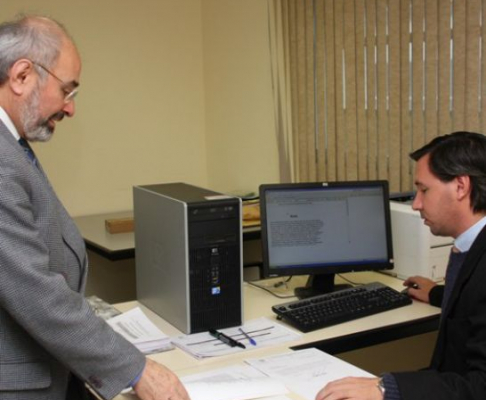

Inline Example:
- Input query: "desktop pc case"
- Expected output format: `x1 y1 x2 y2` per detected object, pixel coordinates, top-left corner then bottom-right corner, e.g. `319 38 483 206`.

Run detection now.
133 183 243 334
388 201 452 281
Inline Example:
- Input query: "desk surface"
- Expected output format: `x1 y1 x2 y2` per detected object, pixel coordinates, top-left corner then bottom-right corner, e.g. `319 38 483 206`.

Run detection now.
113 271 440 395
74 211 135 260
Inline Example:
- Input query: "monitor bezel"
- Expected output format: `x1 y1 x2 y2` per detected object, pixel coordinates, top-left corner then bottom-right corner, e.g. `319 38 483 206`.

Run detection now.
259 180 394 279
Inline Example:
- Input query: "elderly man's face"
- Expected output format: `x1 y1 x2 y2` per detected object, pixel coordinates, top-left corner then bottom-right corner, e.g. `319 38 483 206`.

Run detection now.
22 39 81 142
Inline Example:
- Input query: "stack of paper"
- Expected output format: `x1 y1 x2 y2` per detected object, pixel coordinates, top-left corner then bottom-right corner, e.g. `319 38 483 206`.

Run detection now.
179 348 374 400
107 307 173 354
246 348 375 400
181 364 289 400
172 317 301 359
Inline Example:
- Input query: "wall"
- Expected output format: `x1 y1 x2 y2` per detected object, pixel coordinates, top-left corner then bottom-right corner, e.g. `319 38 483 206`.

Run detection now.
2 0 280 216
3 0 208 216
202 0 279 196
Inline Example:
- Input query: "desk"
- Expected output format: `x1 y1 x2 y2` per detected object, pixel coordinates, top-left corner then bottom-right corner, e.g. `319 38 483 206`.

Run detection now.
74 211 136 261
112 272 440 399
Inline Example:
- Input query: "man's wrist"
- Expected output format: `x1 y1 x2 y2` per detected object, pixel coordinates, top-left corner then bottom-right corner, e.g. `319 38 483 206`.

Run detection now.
129 359 146 388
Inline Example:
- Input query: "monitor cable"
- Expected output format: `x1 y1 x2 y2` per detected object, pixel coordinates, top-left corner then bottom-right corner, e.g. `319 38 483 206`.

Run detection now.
246 277 296 299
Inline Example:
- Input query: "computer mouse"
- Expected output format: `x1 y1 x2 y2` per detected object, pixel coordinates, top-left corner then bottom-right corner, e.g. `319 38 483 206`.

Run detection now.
401 283 419 294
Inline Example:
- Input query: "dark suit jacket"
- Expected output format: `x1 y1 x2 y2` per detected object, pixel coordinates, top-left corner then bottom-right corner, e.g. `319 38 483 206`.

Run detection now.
393 224 486 399
0 121 145 400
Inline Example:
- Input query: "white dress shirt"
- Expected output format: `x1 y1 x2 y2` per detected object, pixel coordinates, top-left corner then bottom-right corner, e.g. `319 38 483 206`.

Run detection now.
454 216 486 253
0 106 20 140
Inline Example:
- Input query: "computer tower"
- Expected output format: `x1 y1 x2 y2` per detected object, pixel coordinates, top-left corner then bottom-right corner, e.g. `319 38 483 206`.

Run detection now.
388 201 452 281
133 183 243 334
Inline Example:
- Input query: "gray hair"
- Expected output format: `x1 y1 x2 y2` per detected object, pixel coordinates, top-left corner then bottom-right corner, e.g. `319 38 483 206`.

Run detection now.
0 16 71 86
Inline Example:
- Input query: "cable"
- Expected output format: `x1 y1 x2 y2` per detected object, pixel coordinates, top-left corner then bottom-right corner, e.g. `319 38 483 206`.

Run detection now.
246 280 296 299
336 274 364 287
273 276 293 288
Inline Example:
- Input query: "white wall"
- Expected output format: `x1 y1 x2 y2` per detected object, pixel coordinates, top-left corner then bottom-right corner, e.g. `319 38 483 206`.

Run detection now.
2 0 279 215
202 0 279 196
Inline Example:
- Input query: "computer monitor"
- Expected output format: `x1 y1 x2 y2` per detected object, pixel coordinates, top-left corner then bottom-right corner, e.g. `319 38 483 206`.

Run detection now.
259 180 394 298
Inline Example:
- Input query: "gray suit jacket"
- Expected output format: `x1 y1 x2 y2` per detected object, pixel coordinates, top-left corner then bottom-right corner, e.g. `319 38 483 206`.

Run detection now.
0 121 145 400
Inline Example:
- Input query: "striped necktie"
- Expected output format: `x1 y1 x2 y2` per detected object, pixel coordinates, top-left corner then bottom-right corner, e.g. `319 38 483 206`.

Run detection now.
18 138 38 167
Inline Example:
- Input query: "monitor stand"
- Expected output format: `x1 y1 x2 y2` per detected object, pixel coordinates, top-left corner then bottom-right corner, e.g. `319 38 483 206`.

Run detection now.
294 274 352 299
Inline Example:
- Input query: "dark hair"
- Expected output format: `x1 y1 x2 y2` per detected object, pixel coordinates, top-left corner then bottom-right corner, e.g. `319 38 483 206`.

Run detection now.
410 131 486 213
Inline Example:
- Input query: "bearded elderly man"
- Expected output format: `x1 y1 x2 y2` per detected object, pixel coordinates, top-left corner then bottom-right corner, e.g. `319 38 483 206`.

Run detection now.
316 131 486 400
0 15 190 400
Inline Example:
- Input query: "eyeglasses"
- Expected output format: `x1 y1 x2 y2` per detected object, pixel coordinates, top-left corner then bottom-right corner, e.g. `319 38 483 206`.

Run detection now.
31 61 79 103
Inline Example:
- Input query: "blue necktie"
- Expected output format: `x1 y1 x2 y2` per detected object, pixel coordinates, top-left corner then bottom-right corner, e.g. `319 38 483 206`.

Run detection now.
18 138 38 167
442 249 467 312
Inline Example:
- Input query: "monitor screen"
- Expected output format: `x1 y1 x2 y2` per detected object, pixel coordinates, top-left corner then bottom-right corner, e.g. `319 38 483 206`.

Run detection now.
259 181 394 298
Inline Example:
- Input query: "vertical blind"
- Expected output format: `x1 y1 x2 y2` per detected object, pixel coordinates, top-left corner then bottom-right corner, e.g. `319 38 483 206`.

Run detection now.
268 0 486 192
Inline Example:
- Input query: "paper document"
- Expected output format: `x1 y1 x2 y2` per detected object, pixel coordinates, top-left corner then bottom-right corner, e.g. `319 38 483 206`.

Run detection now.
172 317 301 359
246 348 374 400
181 364 288 400
107 307 173 354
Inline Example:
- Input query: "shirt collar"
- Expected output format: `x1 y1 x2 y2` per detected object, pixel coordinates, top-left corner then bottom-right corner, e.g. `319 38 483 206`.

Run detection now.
454 216 486 252
0 106 20 141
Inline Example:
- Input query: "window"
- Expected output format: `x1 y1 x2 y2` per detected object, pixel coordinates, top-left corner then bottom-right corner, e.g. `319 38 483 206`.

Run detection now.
269 0 486 191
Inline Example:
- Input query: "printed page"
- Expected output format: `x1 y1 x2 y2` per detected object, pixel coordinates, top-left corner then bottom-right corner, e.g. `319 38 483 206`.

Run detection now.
172 317 301 359
246 348 374 400
181 364 289 400
107 307 173 354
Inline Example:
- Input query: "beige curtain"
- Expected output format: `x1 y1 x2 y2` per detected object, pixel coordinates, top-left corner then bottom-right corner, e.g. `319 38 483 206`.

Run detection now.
269 0 486 192
268 0 295 183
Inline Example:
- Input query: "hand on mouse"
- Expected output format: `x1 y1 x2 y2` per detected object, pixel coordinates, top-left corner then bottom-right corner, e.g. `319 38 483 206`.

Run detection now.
403 276 437 303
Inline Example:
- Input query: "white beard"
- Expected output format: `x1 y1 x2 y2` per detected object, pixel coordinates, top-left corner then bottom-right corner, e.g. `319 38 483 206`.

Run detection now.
21 85 55 142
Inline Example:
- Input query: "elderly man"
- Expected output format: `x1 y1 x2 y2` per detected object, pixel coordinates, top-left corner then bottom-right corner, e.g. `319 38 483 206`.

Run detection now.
316 132 486 400
0 15 189 400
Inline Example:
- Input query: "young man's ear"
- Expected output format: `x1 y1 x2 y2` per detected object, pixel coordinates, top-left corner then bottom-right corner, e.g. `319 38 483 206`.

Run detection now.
8 59 36 96
455 175 472 201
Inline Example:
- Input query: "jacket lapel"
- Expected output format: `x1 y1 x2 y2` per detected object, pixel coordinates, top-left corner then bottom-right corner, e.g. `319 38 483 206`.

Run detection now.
0 120 48 177
0 122 88 290
442 225 486 318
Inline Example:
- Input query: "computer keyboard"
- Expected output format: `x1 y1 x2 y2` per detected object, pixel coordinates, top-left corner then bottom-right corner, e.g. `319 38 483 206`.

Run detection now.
272 282 412 333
